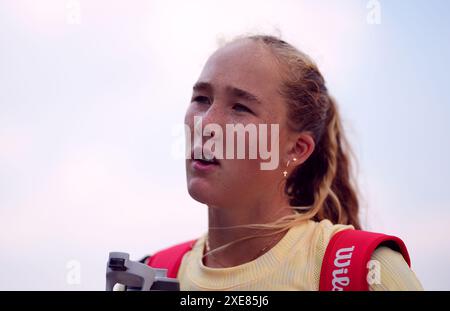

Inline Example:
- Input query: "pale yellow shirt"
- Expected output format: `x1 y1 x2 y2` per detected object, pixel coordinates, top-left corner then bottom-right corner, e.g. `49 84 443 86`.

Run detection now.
178 219 423 291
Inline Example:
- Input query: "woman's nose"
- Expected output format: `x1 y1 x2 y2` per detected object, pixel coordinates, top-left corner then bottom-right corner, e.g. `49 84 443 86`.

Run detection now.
200 102 225 128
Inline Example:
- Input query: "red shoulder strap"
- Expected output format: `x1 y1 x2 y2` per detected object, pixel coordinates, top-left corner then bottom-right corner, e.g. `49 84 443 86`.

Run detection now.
146 239 197 278
319 229 411 291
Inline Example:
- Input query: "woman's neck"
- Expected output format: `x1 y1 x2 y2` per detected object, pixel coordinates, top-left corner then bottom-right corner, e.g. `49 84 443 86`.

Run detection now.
204 198 295 268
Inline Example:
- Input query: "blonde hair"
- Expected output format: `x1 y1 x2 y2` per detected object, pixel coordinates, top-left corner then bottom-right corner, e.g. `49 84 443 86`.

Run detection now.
204 34 360 258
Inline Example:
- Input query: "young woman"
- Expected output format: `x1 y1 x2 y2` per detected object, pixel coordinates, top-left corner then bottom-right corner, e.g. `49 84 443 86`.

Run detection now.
150 35 423 291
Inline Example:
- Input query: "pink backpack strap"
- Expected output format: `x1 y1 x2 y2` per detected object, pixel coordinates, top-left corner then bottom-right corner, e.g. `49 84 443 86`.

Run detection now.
319 229 411 291
146 239 197 278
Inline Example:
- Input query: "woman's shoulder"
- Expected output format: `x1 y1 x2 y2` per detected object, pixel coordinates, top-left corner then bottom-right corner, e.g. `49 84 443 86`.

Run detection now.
303 219 423 291
308 219 354 251
369 246 424 291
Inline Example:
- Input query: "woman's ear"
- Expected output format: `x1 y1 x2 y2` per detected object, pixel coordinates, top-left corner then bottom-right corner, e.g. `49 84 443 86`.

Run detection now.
286 132 315 165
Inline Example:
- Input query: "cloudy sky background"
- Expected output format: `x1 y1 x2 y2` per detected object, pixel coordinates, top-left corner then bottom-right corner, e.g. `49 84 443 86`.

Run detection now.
0 0 449 290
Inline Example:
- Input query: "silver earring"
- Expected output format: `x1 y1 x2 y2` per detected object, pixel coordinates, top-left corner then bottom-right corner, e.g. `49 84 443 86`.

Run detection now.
283 157 297 177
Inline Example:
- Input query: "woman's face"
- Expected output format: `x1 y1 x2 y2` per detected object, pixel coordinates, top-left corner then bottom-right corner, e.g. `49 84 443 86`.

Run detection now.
185 39 295 208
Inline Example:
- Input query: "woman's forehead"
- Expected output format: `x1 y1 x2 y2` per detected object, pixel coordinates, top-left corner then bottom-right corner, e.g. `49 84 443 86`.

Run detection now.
197 39 282 100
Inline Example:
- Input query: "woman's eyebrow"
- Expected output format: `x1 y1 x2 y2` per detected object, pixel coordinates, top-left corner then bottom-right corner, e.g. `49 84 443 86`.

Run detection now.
192 82 262 105
226 86 262 105
192 82 212 93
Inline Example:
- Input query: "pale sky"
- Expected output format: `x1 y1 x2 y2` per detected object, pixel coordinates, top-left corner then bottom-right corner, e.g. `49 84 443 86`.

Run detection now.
0 0 449 290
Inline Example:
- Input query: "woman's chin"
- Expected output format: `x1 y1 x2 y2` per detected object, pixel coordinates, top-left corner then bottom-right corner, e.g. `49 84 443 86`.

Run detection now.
187 178 218 204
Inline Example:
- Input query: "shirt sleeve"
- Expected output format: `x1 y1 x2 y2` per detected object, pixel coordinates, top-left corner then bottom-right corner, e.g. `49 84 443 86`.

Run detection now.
369 246 424 291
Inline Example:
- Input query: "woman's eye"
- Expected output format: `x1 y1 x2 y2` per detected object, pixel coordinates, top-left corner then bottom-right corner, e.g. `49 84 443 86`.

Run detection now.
192 96 210 105
232 103 253 114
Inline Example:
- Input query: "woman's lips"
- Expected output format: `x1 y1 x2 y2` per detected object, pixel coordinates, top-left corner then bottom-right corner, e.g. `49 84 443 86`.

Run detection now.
190 150 221 172
191 159 220 172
